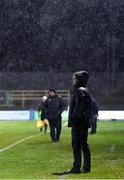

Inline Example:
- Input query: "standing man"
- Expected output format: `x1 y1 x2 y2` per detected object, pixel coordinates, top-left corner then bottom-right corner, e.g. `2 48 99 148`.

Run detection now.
44 89 64 142
90 96 98 134
68 71 91 173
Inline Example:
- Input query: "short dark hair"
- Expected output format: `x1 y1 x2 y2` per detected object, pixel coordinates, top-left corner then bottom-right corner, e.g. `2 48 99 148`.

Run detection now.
49 89 56 93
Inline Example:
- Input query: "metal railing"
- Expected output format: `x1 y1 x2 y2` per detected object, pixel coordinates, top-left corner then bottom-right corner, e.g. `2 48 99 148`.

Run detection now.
0 90 70 110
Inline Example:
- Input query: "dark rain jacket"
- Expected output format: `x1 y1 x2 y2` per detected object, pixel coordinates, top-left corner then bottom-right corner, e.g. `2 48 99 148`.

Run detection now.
44 95 64 120
68 87 91 128
38 101 46 120
91 97 98 116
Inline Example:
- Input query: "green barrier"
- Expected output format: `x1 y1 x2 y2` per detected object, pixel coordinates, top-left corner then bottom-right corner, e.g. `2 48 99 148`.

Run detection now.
62 111 68 122
35 111 40 120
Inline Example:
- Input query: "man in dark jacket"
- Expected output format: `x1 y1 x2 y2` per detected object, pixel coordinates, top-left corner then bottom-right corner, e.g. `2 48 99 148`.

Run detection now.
44 89 64 142
68 70 91 173
90 96 98 134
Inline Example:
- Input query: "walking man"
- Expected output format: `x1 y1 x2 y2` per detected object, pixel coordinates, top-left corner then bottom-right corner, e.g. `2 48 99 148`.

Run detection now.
44 89 64 142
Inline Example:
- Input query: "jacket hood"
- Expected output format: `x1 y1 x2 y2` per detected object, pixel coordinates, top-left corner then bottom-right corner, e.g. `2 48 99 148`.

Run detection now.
74 70 89 87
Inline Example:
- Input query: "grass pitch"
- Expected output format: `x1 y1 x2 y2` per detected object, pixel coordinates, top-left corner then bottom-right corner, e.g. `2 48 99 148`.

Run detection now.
0 120 124 179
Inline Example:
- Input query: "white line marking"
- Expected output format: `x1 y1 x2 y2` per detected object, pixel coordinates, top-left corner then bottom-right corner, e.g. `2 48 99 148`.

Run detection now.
0 123 68 153
63 122 67 127
110 144 116 152
0 133 40 153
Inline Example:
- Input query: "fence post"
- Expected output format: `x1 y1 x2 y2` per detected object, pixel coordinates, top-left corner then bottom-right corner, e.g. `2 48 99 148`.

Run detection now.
22 91 25 108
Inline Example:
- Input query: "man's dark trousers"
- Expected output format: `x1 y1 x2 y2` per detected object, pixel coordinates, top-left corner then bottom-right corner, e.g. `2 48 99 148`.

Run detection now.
49 118 62 141
71 126 91 171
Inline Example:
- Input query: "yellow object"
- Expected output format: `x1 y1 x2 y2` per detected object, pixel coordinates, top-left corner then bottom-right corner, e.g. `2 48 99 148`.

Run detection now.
37 120 45 128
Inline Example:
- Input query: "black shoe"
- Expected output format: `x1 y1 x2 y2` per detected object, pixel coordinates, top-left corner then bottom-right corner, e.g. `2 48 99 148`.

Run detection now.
69 168 81 174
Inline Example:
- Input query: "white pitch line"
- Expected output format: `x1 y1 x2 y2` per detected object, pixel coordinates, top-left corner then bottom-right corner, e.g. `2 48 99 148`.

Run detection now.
63 122 68 127
0 122 68 153
110 144 116 152
0 133 40 153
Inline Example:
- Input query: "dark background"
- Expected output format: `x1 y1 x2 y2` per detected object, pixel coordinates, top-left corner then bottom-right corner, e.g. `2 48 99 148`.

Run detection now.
0 0 124 109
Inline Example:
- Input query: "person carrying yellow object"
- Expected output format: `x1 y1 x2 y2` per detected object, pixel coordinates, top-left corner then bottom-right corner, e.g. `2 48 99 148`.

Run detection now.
38 96 49 133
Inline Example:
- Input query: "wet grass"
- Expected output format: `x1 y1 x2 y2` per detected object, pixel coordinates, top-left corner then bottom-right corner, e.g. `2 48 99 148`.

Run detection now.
0 121 124 179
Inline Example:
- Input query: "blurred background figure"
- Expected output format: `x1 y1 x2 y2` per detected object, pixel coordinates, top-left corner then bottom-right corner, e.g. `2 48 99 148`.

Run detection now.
90 95 98 134
38 96 48 133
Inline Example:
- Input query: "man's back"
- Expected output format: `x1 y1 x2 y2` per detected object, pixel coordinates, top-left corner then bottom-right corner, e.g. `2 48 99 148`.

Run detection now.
68 70 91 173
68 87 91 128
